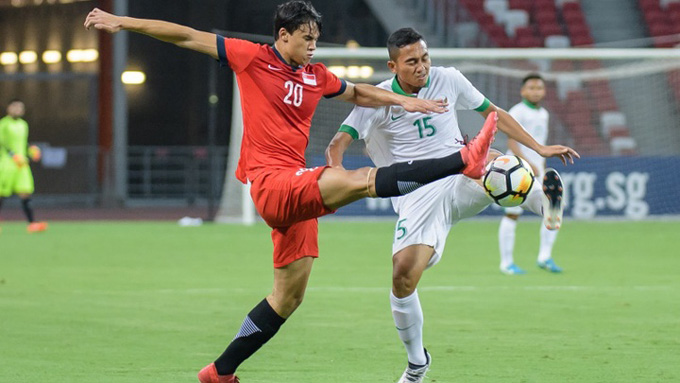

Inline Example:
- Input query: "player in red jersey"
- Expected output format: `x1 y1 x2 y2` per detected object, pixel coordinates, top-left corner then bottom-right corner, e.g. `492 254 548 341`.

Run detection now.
85 2 499 382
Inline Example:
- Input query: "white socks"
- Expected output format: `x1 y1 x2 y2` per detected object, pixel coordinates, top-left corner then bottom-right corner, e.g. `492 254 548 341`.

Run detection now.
523 180 544 216
390 290 427 366
538 224 558 262
498 216 517 268
500 215 559 267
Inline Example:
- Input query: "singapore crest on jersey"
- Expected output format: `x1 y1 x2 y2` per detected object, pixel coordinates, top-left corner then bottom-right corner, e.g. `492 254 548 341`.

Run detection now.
302 73 317 86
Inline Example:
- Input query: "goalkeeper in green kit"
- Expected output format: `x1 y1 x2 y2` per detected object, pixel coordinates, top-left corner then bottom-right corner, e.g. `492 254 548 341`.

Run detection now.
0 99 47 233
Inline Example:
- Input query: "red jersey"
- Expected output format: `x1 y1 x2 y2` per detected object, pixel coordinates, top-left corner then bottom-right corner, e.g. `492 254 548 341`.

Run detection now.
217 36 346 183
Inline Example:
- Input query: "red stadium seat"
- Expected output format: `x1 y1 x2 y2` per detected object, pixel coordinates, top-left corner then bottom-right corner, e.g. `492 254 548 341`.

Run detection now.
649 23 673 36
567 22 590 37
562 2 583 14
571 35 594 46
644 10 670 25
515 26 534 39
515 36 543 47
534 9 558 23
476 13 496 27
670 9 680 23
640 1 663 14
563 11 587 25
533 0 557 10
538 23 564 37
509 0 531 12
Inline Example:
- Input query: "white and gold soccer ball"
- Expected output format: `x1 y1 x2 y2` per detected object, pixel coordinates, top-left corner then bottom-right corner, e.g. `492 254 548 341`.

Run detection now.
483 155 535 207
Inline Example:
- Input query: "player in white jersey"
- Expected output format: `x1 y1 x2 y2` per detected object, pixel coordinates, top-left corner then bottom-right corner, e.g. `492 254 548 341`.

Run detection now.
498 73 563 275
325 28 579 383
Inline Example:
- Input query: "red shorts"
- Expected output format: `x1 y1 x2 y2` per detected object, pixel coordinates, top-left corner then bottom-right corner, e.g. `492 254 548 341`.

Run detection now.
249 166 335 268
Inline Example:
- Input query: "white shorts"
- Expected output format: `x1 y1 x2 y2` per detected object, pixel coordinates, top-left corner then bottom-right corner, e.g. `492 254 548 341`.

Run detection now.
391 175 492 268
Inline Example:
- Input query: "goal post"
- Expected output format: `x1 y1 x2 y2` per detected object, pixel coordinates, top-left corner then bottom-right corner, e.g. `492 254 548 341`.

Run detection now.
215 47 680 223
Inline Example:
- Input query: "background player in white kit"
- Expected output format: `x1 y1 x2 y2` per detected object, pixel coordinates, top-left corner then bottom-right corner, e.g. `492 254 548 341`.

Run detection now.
326 28 579 383
498 73 563 275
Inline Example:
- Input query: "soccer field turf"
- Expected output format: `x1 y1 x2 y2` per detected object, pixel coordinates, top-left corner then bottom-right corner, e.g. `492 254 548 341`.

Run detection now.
1 220 678 383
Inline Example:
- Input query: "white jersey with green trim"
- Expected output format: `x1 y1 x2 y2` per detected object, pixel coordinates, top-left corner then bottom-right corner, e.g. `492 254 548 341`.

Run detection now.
507 100 549 172
340 66 487 168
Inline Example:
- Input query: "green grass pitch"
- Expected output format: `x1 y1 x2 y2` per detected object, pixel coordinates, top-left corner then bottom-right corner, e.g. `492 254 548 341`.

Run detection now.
1 220 679 382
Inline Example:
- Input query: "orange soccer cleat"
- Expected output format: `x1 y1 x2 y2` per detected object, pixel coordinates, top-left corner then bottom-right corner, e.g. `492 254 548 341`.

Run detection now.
197 363 239 383
460 111 498 179
27 222 48 233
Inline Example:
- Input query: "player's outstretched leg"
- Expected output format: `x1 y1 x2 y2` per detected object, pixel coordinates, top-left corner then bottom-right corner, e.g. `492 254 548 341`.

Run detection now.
370 111 497 199
538 168 563 273
459 111 498 179
541 168 563 230
397 349 431 383
319 112 498 207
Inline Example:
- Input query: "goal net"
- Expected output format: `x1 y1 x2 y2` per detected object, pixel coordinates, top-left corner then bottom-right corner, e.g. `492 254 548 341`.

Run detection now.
216 48 680 223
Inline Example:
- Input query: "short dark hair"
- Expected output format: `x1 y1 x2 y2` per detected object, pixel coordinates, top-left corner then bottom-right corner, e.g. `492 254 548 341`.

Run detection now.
273 1 323 41
387 28 425 60
522 73 544 85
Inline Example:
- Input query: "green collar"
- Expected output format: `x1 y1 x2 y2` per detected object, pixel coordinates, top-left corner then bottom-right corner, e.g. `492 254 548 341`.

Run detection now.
522 98 540 110
391 76 430 97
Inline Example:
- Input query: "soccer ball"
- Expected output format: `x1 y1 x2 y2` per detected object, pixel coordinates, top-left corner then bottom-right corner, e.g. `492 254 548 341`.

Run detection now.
483 155 535 207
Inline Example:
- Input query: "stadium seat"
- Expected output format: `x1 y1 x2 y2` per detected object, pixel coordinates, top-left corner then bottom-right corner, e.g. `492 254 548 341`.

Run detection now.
476 13 496 27
644 11 669 27
567 22 590 37
545 35 571 48
534 9 559 24
571 35 594 46
501 9 530 36
610 136 638 155
642 5 663 17
515 26 534 39
557 79 583 100
600 111 627 137
538 23 564 37
516 35 543 47
533 0 558 11
563 11 587 25
484 0 510 23
562 1 583 14
508 0 532 12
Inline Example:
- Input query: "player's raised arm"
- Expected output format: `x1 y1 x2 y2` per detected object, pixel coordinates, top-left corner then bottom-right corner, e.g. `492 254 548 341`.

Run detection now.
477 102 580 165
325 131 354 170
335 82 448 114
84 8 218 59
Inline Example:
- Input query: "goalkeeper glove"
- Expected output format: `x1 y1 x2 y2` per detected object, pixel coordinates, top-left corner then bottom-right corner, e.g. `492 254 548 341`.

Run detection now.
12 153 28 167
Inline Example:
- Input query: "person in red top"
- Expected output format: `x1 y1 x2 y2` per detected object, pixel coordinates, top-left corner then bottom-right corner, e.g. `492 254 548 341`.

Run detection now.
84 2 516 382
